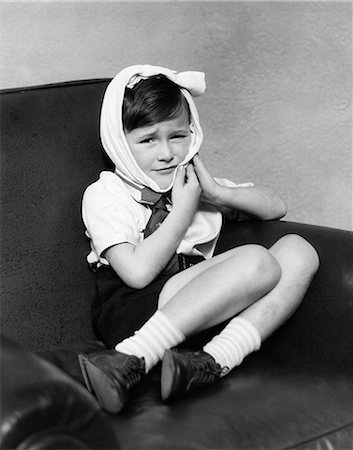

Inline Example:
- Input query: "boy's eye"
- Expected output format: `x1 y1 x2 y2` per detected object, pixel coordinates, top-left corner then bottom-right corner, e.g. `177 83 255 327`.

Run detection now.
171 134 188 140
140 137 155 144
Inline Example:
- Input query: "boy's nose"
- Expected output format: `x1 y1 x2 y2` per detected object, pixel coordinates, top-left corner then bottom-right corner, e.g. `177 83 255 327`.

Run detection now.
158 142 174 161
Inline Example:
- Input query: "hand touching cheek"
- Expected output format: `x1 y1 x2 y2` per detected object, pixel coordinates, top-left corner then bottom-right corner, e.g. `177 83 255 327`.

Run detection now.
192 155 221 205
172 165 201 227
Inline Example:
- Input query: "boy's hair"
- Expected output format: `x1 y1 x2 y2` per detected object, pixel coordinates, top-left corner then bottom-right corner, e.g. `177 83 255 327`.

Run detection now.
122 75 191 132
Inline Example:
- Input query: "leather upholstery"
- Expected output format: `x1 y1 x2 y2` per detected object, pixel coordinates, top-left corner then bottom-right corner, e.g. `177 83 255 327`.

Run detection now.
1 80 112 351
0 335 118 449
1 81 352 449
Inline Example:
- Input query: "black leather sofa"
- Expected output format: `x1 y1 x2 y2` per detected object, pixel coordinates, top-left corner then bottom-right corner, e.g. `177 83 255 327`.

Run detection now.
1 80 353 449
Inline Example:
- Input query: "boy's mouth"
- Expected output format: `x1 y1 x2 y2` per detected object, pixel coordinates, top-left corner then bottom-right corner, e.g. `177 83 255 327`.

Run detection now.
156 166 177 173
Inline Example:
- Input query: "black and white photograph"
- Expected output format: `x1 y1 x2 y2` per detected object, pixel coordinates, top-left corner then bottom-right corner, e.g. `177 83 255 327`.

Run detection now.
1 1 352 449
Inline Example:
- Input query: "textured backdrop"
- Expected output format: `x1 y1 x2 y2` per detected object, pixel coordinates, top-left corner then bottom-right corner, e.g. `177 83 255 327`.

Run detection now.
2 1 352 230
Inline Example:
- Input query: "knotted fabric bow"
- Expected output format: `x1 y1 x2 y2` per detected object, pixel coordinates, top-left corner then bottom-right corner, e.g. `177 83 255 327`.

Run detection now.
100 64 205 193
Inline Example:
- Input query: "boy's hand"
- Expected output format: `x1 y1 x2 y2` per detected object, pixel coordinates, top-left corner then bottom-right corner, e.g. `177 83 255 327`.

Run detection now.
193 154 287 220
192 154 221 205
172 164 201 226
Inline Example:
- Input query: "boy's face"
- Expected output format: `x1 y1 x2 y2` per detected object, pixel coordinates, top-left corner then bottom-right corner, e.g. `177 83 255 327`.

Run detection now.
125 108 191 189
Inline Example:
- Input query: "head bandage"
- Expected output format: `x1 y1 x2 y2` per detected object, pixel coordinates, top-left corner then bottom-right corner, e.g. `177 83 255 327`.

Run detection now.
100 64 205 193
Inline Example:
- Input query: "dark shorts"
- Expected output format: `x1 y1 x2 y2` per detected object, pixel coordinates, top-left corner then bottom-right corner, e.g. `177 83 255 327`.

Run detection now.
91 254 205 348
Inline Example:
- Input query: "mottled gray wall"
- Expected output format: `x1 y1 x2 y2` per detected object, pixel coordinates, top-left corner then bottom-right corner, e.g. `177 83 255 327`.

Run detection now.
2 1 352 230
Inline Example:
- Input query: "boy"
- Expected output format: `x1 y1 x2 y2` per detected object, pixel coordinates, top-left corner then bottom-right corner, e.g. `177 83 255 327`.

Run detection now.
79 65 319 413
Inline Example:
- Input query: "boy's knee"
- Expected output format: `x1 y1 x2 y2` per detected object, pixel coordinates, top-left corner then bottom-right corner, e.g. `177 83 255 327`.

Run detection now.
241 245 281 288
280 234 320 275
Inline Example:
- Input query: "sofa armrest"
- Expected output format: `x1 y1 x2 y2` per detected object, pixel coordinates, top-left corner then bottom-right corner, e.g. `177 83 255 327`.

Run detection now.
215 219 353 372
0 335 118 450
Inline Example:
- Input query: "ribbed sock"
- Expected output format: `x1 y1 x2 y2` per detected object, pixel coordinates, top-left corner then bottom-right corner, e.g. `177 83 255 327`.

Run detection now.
115 310 185 372
203 316 261 376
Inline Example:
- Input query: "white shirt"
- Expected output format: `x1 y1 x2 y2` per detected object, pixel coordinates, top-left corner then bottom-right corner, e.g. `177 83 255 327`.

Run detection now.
82 171 253 268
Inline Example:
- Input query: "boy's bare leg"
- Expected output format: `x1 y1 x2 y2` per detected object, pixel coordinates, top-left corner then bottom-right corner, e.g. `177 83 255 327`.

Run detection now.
239 234 319 340
159 234 319 340
158 244 281 336
160 234 319 400
113 243 280 378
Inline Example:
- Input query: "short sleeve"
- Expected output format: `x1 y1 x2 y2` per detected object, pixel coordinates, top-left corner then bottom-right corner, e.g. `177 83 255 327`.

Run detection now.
215 177 254 189
214 177 254 220
82 172 142 264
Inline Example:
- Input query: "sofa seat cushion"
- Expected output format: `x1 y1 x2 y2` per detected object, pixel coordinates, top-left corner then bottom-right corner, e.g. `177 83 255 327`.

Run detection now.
106 355 353 449
35 338 353 449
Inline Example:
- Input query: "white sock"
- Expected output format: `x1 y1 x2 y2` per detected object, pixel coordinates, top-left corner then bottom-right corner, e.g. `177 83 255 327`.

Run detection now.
115 310 185 372
203 316 261 376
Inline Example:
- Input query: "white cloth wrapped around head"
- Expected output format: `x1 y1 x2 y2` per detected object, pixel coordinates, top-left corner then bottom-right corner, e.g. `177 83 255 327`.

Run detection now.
100 64 206 193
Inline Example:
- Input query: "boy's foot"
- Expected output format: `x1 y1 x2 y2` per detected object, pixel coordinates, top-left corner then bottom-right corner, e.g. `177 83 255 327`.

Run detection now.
78 350 145 413
161 349 226 401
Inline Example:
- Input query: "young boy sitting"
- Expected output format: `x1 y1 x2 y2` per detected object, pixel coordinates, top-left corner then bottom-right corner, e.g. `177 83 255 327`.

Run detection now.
79 65 319 413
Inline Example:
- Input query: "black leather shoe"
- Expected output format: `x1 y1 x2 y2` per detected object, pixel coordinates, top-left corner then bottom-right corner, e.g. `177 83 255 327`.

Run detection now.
161 349 226 401
78 350 145 413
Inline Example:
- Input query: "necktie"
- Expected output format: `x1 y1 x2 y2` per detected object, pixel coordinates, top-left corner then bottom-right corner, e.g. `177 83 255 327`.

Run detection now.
140 188 205 274
140 188 179 274
141 188 172 238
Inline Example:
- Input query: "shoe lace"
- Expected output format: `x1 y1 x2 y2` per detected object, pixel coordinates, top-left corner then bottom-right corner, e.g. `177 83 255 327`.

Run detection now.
191 358 228 385
121 358 145 387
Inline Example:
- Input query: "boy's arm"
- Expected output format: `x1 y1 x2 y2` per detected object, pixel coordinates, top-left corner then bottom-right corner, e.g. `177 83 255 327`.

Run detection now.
193 155 287 221
105 165 201 289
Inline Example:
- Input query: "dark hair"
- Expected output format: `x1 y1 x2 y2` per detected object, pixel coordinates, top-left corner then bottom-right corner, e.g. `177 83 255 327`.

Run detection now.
122 75 191 132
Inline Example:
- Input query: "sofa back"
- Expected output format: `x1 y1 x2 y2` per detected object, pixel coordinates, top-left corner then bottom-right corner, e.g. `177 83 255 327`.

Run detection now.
1 80 113 350
2 80 353 370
